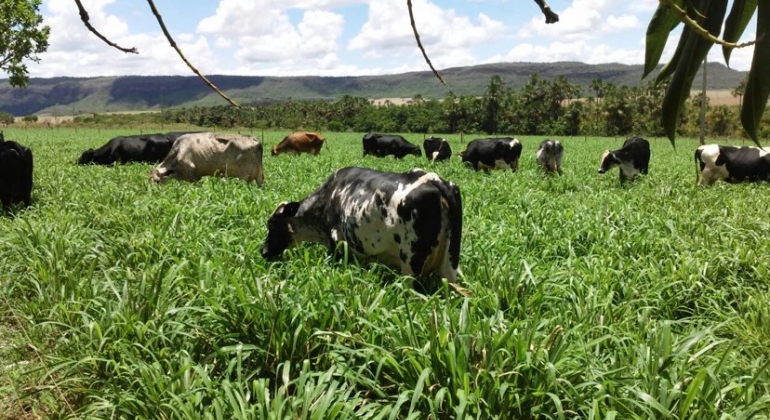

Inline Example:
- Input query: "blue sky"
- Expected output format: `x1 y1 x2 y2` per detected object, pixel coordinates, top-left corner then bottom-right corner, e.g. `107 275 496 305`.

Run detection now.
18 0 758 79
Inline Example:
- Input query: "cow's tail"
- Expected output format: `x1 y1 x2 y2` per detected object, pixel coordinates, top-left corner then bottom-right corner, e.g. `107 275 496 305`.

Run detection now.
694 147 702 187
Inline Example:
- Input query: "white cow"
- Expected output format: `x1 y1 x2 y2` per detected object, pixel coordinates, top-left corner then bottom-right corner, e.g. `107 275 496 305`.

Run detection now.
149 132 265 186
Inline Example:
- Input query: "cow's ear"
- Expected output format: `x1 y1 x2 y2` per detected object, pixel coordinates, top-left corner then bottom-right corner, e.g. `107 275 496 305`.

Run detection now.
276 201 300 217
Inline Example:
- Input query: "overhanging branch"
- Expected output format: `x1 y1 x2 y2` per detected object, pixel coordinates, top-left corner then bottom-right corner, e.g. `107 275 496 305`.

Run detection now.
407 0 445 85
534 0 559 24
145 0 239 107
74 0 137 54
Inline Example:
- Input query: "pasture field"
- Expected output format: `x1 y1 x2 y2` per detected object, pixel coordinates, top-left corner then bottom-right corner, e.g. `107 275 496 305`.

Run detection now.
1 127 769 419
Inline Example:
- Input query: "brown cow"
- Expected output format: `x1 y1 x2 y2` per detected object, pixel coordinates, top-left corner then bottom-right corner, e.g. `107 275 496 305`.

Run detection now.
272 132 325 156
149 132 265 186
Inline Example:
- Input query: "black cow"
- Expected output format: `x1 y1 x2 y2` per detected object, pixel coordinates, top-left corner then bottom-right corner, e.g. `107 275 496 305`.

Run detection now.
77 132 187 165
0 132 34 210
261 166 462 285
423 136 452 162
598 136 650 183
459 137 523 172
695 144 770 186
536 139 564 175
362 133 421 159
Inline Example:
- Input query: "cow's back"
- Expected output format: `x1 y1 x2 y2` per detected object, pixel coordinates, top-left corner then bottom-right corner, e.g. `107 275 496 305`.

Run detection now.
718 146 770 182
327 168 461 279
0 140 33 208
155 132 264 184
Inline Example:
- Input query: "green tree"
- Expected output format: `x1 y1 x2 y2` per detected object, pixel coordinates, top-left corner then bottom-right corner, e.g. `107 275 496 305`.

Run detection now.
0 111 14 124
1 0 50 87
731 74 748 107
442 91 461 133
482 75 507 134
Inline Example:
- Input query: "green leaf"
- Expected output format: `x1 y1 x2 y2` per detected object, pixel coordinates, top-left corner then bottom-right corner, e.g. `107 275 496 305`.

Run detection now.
740 0 770 144
661 0 728 144
655 18 694 85
722 0 757 66
644 0 684 79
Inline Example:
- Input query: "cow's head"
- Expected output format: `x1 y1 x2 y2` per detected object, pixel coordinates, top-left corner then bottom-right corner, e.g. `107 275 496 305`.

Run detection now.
78 149 95 165
271 147 280 156
598 150 618 174
261 201 302 260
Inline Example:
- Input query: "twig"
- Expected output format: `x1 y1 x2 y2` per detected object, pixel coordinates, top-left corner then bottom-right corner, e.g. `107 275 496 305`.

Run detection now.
74 0 137 54
145 0 240 107
660 0 759 49
407 0 446 86
534 0 559 24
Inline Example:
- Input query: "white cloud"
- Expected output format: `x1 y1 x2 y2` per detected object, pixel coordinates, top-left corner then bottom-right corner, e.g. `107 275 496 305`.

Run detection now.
347 0 504 71
196 1 351 75
215 37 233 49
628 0 658 13
604 15 639 33
26 0 217 77
503 40 643 65
518 0 634 40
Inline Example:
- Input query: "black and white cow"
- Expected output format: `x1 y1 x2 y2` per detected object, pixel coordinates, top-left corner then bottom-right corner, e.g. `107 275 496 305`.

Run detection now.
261 166 462 284
0 131 34 210
423 136 452 162
598 136 650 183
362 133 422 159
695 144 770 186
459 137 523 172
77 132 189 165
536 139 564 175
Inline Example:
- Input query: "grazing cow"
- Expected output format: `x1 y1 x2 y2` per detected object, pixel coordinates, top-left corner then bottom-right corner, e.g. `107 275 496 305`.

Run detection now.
0 132 34 210
695 144 770 186
536 139 564 175
459 137 523 172
362 133 421 159
272 132 325 156
165 131 203 142
598 136 650 183
261 166 462 284
423 136 452 162
149 132 265 185
78 133 181 165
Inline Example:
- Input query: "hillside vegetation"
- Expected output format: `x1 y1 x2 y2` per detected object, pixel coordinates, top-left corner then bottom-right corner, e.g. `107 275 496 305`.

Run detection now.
0 62 746 117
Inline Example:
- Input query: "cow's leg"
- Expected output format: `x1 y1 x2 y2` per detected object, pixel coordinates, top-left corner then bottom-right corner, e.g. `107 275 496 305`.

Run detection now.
699 168 715 186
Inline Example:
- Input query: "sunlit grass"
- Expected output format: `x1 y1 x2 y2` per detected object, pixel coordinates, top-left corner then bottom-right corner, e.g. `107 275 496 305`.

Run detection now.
1 127 769 419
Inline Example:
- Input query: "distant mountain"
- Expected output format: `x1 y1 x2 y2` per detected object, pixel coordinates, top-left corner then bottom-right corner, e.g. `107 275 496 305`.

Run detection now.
0 62 747 116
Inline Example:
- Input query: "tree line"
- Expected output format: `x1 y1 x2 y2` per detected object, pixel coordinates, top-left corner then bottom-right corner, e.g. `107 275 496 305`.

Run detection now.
66 74 765 139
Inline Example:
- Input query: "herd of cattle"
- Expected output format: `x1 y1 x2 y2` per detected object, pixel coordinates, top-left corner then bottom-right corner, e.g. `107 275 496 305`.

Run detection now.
2 129 770 287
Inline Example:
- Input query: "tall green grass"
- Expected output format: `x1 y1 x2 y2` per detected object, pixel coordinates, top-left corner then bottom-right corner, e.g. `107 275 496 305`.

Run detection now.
1 128 769 419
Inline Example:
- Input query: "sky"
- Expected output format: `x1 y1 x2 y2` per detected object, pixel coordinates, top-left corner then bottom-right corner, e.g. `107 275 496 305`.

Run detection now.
13 0 759 79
